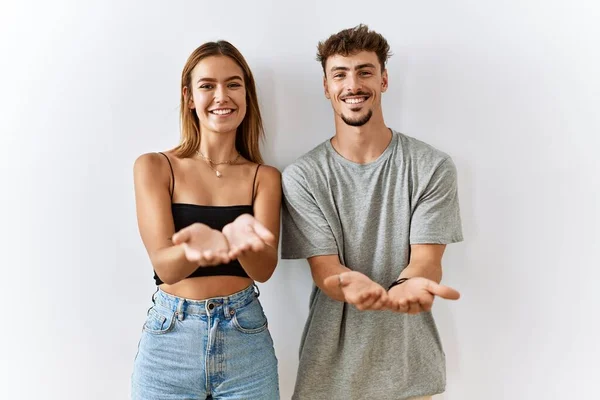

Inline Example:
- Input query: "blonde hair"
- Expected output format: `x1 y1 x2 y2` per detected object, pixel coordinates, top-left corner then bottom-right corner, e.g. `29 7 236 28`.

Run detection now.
175 41 264 163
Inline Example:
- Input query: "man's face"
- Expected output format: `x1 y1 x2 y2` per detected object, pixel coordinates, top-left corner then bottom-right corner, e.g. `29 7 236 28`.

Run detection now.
323 51 388 127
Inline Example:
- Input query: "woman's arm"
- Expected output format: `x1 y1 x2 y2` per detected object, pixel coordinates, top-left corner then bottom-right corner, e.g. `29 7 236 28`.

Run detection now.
223 165 282 282
134 153 228 284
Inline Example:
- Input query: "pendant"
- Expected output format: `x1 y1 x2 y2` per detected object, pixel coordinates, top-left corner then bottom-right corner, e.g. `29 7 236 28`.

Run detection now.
215 170 222 178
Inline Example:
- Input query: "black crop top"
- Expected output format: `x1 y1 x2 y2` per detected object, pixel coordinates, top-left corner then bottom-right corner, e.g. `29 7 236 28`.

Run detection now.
154 152 259 286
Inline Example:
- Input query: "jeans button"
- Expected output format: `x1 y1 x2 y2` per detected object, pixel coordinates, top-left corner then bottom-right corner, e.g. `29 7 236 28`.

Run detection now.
208 303 215 311
229 309 235 315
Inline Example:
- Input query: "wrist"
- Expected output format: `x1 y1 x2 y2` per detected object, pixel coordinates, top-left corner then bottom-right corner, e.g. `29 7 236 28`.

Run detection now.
334 272 348 302
388 277 410 291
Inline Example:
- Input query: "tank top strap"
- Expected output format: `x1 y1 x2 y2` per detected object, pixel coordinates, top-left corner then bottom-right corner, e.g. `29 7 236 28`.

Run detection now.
157 152 174 201
251 164 261 204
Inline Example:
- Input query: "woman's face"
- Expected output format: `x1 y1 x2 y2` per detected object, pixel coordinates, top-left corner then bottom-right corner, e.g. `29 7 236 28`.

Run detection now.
187 55 247 136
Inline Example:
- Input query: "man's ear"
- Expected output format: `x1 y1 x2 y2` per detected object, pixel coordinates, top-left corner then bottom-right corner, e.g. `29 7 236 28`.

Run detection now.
323 76 331 99
381 69 389 93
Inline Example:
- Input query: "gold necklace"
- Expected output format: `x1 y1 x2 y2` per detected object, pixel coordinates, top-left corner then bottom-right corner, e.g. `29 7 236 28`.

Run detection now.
197 150 240 178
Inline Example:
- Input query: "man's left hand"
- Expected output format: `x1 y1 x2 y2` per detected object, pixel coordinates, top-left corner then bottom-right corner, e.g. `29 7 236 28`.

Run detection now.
387 277 460 314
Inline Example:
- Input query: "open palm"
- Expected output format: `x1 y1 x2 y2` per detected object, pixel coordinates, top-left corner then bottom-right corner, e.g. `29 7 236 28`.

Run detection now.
222 214 275 259
171 223 231 266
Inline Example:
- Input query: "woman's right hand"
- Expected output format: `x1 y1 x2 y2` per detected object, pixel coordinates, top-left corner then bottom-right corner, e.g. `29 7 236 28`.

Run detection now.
171 223 231 266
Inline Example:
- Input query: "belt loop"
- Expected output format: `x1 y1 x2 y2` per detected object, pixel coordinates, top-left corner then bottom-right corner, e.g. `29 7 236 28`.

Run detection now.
224 297 231 320
177 299 185 321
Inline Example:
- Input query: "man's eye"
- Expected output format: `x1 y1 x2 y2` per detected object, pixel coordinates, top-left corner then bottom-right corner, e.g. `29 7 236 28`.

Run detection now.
199 84 213 89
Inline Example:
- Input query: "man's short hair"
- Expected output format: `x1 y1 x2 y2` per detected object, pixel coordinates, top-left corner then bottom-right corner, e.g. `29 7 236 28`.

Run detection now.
317 24 392 73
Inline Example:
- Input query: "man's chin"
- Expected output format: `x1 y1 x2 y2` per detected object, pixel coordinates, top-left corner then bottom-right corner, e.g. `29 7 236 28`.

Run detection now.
341 110 373 127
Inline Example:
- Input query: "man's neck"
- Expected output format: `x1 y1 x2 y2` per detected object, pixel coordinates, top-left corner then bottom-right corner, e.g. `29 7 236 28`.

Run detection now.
331 119 392 164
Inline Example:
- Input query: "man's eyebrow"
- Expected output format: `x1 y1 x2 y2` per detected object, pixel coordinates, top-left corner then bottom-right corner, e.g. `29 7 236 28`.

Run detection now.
330 66 350 73
329 63 376 73
355 63 376 70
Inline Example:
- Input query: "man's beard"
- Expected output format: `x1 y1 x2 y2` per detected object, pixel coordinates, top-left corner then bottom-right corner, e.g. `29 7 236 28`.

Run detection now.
341 109 373 127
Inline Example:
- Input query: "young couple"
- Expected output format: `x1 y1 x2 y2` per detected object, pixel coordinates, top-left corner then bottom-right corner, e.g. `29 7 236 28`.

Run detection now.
131 24 463 400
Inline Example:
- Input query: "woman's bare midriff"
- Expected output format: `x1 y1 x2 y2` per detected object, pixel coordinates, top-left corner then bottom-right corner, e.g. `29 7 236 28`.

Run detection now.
159 275 254 300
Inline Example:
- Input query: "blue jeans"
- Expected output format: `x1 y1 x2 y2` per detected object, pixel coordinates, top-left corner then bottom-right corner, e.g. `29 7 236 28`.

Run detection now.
131 285 279 399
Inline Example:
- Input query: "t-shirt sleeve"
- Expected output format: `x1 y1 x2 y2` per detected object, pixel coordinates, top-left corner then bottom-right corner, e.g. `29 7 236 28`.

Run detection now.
281 165 338 259
410 157 464 244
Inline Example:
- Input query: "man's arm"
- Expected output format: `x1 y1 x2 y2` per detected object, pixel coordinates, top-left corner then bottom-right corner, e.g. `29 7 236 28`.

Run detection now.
310 255 390 311
309 255 350 302
399 244 446 282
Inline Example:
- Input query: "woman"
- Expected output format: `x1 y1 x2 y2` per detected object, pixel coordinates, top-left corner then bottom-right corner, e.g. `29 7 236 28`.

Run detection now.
131 41 281 400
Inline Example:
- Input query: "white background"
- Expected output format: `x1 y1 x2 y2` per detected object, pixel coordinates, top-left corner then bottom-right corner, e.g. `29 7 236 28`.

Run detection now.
1 0 598 399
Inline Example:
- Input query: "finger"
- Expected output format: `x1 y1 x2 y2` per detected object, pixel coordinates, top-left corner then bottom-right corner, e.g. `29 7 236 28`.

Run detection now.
249 237 265 252
240 226 265 252
395 298 409 313
214 249 230 262
418 293 435 312
426 282 461 300
382 297 398 311
358 292 378 310
370 291 390 310
233 242 251 256
216 250 231 264
251 221 275 243
421 299 433 312
210 254 228 265
202 250 216 263
366 288 389 310
358 289 375 303
408 301 422 315
228 247 241 259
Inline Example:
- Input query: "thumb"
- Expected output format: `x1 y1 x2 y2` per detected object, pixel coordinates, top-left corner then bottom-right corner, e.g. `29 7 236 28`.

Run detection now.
426 281 461 300
172 227 192 245
252 221 275 243
323 273 348 289
182 243 201 261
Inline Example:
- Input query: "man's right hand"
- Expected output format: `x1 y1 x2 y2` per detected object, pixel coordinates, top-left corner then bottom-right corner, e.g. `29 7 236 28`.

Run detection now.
323 271 390 311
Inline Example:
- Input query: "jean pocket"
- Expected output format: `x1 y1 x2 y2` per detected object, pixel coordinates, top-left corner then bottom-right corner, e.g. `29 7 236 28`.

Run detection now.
142 306 176 335
231 298 268 334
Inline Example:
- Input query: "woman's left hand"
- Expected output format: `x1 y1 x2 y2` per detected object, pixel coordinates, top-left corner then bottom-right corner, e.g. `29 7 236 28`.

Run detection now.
222 214 275 260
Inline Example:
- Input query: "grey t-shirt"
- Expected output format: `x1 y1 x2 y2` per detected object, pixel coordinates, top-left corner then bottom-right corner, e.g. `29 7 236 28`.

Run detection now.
281 130 463 400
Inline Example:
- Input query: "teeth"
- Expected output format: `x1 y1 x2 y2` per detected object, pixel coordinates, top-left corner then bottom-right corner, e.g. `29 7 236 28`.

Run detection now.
344 98 366 104
212 109 233 115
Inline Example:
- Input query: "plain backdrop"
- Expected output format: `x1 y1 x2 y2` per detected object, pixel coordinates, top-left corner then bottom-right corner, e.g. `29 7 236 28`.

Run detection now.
1 0 598 399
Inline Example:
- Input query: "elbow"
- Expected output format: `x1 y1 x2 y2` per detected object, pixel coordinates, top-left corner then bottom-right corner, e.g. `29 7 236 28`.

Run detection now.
155 270 179 285
151 262 182 285
251 262 277 283
159 274 180 285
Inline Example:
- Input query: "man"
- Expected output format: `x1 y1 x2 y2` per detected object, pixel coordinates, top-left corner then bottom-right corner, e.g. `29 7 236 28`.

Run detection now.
281 24 464 400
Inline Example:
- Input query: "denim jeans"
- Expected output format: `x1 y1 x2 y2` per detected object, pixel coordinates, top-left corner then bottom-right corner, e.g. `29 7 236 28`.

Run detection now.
131 284 279 399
